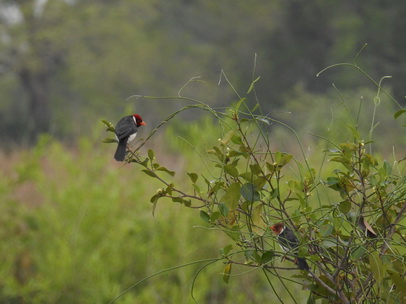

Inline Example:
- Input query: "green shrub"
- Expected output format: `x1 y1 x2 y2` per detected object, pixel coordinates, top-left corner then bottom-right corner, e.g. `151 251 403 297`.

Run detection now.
104 64 406 303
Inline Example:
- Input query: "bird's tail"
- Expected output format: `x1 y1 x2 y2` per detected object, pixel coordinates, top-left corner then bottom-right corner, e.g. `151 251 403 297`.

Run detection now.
296 257 309 271
114 140 127 161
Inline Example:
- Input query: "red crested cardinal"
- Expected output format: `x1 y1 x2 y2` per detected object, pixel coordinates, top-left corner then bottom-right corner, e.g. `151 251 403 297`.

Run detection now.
114 114 146 161
270 222 309 270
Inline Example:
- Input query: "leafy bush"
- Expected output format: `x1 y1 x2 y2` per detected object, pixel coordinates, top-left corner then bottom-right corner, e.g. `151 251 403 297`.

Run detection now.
104 65 406 303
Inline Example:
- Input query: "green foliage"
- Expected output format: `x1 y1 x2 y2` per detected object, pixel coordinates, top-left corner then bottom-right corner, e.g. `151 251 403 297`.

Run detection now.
2 136 290 304
103 66 406 303
2 0 406 143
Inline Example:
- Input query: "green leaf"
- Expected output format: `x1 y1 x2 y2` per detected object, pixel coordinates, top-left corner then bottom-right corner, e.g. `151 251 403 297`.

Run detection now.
226 225 241 241
249 164 262 175
251 251 262 264
251 103 259 112
247 76 261 94
383 160 392 175
172 197 191 207
101 119 115 132
348 125 360 140
223 262 232 284
101 119 112 127
228 150 243 158
224 164 239 177
307 293 316 304
326 177 340 185
231 135 243 145
270 188 279 199
239 172 253 181
351 246 366 259
394 109 406 119
187 172 198 183
218 203 229 217
266 162 276 174
320 240 337 248
142 170 157 178
192 184 201 193
219 131 235 145
156 166 175 177
241 183 260 202
252 204 267 235
139 158 149 167
221 183 241 210
200 210 210 223
234 98 246 111
329 156 350 164
390 260 405 274
165 184 174 195
260 250 274 265
339 142 358 152
150 194 161 204
363 153 378 166
208 146 225 161
339 200 351 214
210 211 221 221
222 244 233 256
150 191 165 217
369 251 384 286
150 195 161 217
387 270 406 298
320 224 333 237
102 138 118 144
279 153 293 166
252 176 266 190
148 149 155 160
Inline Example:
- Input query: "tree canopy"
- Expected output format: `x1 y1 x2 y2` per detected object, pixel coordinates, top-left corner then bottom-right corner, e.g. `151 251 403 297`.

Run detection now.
0 0 405 143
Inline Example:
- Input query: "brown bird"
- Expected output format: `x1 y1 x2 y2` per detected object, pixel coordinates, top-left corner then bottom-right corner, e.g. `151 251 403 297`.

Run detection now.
270 222 309 270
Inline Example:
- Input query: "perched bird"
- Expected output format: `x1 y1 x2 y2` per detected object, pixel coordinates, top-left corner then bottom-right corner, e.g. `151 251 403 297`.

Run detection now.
270 222 309 270
114 114 146 161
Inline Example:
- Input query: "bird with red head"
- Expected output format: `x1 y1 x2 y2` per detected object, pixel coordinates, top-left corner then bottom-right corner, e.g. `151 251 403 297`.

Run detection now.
270 222 309 271
114 114 146 161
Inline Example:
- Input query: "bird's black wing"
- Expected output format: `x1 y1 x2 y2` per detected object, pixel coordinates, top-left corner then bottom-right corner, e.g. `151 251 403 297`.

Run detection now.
278 227 309 270
115 116 138 140
278 227 300 252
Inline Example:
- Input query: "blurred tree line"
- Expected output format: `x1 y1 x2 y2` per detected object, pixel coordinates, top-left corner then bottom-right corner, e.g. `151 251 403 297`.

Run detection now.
0 0 405 144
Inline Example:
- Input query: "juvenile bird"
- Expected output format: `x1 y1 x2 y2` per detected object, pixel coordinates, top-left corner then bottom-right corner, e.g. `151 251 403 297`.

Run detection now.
270 222 309 271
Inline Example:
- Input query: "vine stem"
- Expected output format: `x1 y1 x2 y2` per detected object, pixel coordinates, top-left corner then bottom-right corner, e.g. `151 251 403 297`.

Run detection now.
317 63 402 109
110 257 224 304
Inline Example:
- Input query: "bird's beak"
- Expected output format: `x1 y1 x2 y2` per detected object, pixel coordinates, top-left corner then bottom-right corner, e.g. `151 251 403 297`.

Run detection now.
140 121 146 126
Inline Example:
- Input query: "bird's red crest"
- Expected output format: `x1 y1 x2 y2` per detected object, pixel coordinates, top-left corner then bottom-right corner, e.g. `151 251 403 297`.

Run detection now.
133 114 146 127
270 222 284 234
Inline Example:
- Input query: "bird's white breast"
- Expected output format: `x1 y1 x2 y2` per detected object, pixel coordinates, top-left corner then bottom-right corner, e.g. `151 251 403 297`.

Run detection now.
127 132 138 149
128 132 137 143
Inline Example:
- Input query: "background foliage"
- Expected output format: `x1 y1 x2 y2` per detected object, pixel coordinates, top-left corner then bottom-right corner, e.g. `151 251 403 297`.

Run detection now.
1 0 406 143
1 0 406 303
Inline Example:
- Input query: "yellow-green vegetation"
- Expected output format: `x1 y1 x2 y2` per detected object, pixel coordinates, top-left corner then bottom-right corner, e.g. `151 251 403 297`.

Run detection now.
1 135 306 304
101 68 406 303
1 65 406 303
